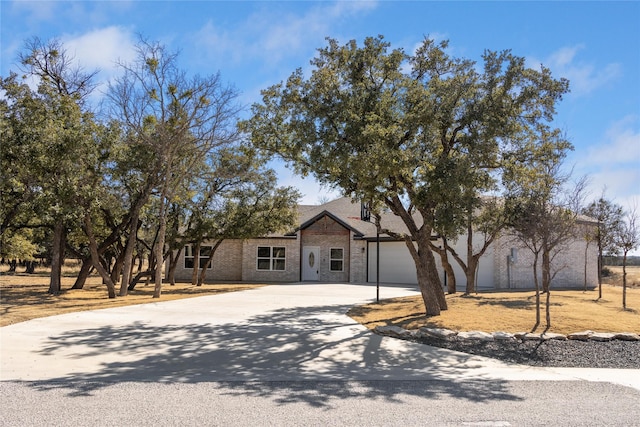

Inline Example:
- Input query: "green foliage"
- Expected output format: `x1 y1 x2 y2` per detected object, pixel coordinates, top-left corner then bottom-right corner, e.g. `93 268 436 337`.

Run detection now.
583 196 624 256
244 35 568 222
2 35 301 295
0 72 101 232
242 35 569 314
181 145 300 244
0 229 39 260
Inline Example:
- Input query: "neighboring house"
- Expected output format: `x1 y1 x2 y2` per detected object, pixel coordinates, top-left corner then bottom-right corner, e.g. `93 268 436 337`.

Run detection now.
171 197 599 290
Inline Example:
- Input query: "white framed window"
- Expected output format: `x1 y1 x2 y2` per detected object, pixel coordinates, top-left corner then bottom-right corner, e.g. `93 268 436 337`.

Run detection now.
257 246 286 271
184 245 213 269
330 247 344 272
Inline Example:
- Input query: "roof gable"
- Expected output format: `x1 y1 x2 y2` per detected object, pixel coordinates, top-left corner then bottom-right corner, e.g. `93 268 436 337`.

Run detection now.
295 197 408 239
297 210 364 237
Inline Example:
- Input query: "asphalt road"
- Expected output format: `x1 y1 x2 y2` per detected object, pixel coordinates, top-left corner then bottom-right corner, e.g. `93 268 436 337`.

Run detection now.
1 283 639 426
1 380 639 426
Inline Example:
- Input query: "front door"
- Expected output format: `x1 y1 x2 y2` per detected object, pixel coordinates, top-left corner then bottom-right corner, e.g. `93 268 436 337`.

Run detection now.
302 246 320 281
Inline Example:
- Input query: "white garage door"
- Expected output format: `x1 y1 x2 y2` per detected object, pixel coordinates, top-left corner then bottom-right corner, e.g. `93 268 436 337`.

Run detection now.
367 241 423 284
367 240 493 290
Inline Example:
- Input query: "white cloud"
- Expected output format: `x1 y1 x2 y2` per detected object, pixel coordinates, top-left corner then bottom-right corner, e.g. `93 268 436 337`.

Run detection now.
585 168 640 205
574 115 640 218
529 45 622 97
273 161 341 205
191 1 378 69
62 26 136 77
58 26 137 105
8 0 58 23
325 0 378 17
581 115 640 168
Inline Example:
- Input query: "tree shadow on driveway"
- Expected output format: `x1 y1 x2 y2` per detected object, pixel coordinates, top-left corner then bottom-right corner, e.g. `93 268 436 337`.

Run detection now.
23 303 522 406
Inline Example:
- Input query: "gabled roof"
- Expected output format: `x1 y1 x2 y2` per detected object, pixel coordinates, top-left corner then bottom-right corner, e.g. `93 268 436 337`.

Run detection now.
293 197 411 239
272 196 597 240
295 210 365 238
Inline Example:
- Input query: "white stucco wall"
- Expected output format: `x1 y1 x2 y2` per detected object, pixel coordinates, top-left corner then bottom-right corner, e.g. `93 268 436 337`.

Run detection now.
366 239 494 290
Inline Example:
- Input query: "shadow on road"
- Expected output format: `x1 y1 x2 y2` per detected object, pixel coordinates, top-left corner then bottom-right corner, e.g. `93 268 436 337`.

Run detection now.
25 303 522 406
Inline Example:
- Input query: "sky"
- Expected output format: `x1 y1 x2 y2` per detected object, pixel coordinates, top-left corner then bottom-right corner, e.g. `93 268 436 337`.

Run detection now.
2 1 639 214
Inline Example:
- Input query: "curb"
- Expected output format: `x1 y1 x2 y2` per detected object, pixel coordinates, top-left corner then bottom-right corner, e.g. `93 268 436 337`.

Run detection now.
374 326 640 342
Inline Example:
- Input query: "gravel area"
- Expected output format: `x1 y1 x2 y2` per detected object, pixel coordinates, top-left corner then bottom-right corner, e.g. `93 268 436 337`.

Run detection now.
411 336 640 369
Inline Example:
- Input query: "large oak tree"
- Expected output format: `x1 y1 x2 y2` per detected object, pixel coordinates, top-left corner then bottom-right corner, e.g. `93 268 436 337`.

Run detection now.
1 38 105 293
242 36 568 315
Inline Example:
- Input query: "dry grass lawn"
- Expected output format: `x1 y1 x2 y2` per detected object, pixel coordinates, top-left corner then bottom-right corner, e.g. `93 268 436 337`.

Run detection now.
349 267 640 335
2 264 639 334
0 267 264 327
603 265 640 288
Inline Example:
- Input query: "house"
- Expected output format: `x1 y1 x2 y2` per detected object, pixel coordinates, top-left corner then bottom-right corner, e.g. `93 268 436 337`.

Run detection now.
171 197 599 290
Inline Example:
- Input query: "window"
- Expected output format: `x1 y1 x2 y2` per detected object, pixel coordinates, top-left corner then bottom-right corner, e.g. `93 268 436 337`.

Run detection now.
257 246 286 271
198 246 213 268
330 248 344 271
184 245 213 269
184 245 194 269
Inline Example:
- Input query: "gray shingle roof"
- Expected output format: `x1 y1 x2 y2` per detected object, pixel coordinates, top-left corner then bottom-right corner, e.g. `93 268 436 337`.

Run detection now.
293 197 411 239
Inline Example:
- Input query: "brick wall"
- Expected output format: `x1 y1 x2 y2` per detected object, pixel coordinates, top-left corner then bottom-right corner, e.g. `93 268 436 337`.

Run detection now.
172 240 242 283
301 230 350 282
493 230 598 290
241 238 300 282
350 239 367 283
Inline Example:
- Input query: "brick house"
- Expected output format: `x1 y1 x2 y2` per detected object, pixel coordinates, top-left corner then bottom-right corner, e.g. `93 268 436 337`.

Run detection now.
171 197 599 290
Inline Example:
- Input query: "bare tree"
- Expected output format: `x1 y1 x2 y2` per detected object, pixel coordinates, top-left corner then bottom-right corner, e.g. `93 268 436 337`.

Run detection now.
582 191 624 298
108 37 241 298
19 37 99 102
504 129 585 331
614 205 639 310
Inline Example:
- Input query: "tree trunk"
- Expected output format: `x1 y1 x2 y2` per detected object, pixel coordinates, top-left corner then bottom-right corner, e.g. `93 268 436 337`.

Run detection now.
431 240 457 294
415 262 443 316
128 270 153 291
542 247 551 294
120 180 154 296
197 255 210 286
583 240 589 291
119 213 140 296
191 241 201 286
48 219 64 294
408 234 447 315
444 263 456 294
84 214 117 299
110 244 125 285
545 286 551 331
531 252 541 332
465 222 475 295
597 232 603 299
71 257 93 289
167 246 181 286
622 251 628 310
153 223 165 297
153 176 170 298
198 240 223 286
464 257 479 295
146 250 156 286
25 260 36 274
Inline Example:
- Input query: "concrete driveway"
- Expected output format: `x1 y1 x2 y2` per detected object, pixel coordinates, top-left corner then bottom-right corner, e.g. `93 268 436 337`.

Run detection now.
1 283 637 390
2 283 640 426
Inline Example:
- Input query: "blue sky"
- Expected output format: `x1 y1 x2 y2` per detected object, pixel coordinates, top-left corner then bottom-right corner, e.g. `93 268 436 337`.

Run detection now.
2 1 639 213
